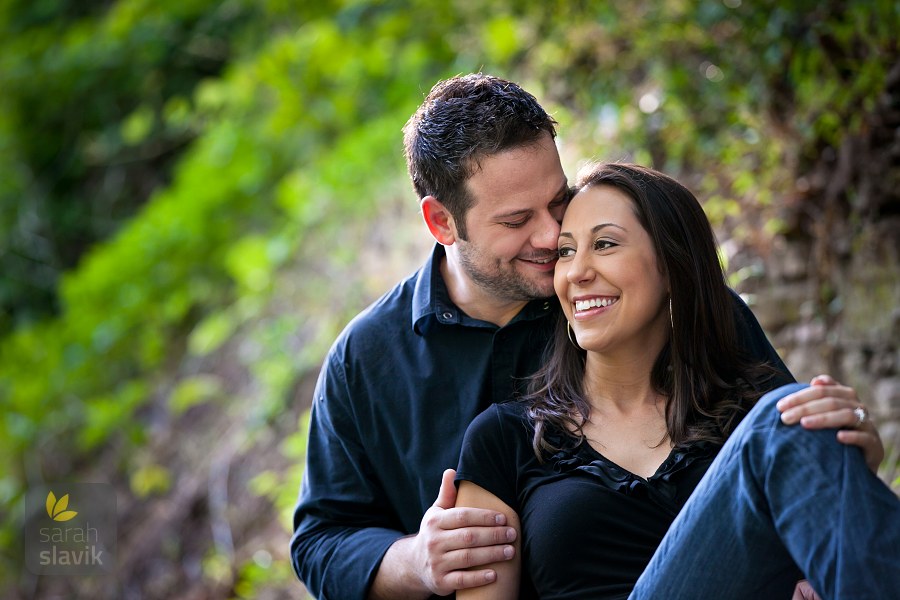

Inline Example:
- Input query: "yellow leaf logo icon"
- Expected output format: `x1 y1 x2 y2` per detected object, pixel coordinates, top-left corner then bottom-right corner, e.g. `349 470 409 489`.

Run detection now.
46 491 78 522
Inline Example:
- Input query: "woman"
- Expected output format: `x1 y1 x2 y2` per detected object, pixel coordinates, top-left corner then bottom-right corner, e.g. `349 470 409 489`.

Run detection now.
455 163 898 599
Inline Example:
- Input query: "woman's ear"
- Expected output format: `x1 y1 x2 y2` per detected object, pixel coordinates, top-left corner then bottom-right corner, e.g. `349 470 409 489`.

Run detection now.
421 196 458 245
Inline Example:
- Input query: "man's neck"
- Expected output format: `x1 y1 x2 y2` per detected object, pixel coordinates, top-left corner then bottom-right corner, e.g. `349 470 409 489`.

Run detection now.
439 254 528 327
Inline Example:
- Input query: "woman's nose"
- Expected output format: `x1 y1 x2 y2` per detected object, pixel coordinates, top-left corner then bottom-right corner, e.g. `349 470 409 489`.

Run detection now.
566 248 593 284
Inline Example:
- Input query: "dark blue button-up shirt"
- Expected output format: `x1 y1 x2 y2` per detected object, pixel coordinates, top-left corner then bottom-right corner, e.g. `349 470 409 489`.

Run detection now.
290 245 558 599
290 244 791 599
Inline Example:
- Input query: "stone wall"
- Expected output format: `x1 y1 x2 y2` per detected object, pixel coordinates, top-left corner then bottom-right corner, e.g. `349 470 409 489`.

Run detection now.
743 62 900 489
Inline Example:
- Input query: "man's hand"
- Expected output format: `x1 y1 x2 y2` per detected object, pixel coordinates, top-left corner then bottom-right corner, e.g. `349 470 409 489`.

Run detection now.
776 374 884 472
792 579 821 600
412 469 516 596
370 469 516 599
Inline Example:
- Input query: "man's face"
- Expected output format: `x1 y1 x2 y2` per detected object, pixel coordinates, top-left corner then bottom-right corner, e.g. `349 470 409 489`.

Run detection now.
453 133 569 301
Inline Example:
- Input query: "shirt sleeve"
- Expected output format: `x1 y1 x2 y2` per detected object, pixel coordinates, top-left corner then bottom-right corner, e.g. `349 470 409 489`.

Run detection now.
455 404 520 511
290 348 403 600
729 289 796 387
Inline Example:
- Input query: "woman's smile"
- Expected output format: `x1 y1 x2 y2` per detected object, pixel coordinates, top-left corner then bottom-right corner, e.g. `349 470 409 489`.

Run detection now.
572 295 620 317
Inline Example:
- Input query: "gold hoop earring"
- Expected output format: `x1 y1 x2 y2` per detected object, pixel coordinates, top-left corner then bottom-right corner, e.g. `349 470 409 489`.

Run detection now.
567 321 582 349
669 296 674 332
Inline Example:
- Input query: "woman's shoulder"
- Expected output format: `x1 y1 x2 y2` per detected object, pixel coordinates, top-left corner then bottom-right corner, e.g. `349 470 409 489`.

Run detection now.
466 400 535 446
490 398 535 429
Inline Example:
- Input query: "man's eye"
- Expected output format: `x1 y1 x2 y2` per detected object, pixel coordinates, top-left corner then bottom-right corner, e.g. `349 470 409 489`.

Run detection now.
501 220 527 228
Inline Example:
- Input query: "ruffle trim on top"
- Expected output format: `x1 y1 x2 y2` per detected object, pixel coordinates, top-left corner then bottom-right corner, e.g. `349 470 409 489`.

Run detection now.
545 430 717 508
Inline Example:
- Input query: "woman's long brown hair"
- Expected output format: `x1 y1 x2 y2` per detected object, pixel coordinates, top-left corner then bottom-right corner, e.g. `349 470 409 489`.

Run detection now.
526 163 777 459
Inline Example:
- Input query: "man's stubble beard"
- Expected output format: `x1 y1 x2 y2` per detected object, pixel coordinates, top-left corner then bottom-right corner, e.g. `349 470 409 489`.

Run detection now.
456 240 555 302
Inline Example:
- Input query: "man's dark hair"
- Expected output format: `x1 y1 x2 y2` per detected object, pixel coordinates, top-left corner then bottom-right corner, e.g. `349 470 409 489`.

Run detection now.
403 73 557 239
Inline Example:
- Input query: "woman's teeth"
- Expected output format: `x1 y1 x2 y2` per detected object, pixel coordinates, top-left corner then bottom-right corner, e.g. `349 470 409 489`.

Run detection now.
575 297 618 312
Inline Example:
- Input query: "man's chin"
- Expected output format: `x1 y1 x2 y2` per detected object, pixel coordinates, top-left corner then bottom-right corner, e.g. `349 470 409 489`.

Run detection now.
518 273 556 300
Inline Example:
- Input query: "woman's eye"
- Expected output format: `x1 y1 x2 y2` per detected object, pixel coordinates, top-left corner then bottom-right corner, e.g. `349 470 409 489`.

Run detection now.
558 246 575 258
593 239 616 251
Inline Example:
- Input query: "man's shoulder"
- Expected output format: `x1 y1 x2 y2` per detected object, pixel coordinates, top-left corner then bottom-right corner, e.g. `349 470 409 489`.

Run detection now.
332 268 421 351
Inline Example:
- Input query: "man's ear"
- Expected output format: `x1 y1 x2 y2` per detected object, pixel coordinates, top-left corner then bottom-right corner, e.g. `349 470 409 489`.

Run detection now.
421 196 458 245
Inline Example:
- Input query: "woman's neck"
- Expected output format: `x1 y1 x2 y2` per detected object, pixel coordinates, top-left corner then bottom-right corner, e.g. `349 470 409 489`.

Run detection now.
582 339 666 414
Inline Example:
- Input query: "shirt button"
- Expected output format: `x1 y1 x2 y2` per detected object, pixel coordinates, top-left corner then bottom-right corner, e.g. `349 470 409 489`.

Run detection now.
442 311 454 320
543 301 550 310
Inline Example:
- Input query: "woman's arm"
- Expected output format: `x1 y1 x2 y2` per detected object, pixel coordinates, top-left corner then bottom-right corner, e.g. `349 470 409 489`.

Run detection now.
455 481 522 600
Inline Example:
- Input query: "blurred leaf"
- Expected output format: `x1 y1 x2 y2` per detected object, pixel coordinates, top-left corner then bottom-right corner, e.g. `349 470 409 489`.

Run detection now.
189 311 238 357
130 463 172 498
121 104 155 145
169 374 224 414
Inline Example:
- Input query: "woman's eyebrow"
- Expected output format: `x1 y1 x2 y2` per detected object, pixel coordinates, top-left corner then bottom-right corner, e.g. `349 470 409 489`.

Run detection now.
559 222 627 239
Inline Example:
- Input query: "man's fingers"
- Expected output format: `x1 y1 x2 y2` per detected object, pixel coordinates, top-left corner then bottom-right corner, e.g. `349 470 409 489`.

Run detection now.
433 471 508 525
433 468 458 510
450 524 517 549
425 540 516 595
441 568 499 591
792 579 821 600
421 520 515 569
441 543 516 572
432 505 507 530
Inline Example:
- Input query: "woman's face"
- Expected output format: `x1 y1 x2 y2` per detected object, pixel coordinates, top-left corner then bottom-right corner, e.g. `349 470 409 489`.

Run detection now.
554 184 669 356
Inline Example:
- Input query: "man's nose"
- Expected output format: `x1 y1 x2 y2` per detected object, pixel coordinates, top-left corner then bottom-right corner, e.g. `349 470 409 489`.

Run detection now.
532 210 560 250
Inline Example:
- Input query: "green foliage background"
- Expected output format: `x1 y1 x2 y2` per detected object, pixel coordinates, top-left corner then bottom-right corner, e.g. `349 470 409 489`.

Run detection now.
1 0 897 597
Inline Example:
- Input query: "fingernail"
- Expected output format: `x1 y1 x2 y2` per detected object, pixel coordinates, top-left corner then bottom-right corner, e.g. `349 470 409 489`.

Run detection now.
494 514 506 525
506 528 517 542
485 570 496 582
775 400 787 411
503 546 514 559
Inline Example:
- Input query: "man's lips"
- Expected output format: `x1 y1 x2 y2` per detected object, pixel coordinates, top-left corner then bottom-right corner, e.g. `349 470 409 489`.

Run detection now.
518 255 558 271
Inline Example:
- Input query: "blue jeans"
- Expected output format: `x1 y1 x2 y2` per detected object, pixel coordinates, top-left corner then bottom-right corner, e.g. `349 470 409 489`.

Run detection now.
630 383 900 600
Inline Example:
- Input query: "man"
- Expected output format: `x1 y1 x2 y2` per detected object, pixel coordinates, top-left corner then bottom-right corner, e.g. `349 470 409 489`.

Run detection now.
290 74 879 599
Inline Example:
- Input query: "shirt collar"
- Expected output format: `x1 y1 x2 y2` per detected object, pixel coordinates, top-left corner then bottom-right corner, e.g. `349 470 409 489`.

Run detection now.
412 244 558 333
411 244 454 332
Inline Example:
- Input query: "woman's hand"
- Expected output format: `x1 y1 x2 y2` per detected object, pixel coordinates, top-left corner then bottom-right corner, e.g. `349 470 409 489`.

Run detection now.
776 374 884 473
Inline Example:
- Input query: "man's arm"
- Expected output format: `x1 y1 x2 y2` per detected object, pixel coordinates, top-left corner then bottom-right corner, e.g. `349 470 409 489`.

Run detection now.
291 352 516 599
290 351 404 599
729 289 794 384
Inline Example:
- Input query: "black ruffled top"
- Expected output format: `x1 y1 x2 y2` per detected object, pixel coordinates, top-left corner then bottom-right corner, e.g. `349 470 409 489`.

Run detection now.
546 427 716 509
457 401 719 600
